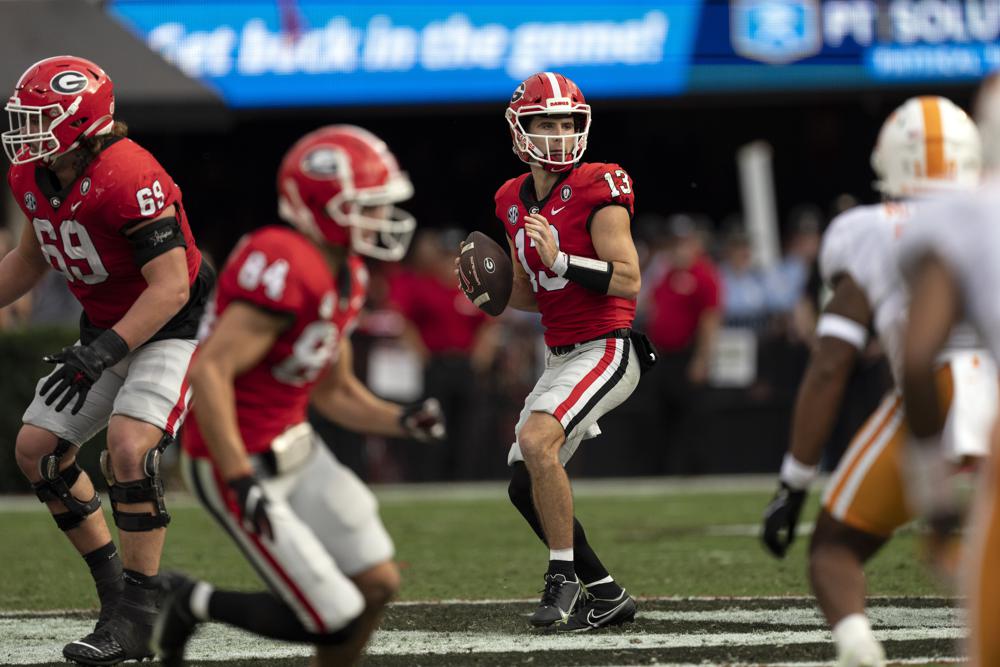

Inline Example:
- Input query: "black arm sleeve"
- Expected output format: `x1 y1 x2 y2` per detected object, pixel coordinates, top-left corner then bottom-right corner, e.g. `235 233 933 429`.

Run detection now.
563 254 614 294
126 216 187 267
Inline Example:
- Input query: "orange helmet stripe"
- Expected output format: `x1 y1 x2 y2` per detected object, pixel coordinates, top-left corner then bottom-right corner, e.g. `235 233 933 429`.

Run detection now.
920 96 946 178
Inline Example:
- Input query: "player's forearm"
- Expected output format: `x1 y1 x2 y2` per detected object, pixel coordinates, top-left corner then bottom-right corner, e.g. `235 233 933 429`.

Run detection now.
606 260 640 299
112 280 189 349
188 360 255 480
901 360 944 438
312 374 405 437
788 349 855 466
0 247 47 308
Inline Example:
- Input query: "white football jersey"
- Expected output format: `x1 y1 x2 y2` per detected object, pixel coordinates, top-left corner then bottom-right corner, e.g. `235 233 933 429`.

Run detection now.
821 200 995 461
900 183 1000 366
820 202 915 384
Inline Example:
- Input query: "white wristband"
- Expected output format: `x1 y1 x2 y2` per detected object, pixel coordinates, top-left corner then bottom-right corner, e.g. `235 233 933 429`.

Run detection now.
780 452 818 491
551 251 569 277
815 313 867 350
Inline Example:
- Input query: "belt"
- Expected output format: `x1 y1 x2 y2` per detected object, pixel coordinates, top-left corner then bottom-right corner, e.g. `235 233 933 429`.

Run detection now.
548 328 631 356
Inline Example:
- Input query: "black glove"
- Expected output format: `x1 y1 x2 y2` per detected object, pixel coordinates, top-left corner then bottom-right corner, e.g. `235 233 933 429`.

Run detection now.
761 482 807 558
40 330 130 415
400 398 446 443
228 475 274 541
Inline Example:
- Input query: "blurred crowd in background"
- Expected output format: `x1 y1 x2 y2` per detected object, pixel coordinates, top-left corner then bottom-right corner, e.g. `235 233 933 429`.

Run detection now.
0 189 890 483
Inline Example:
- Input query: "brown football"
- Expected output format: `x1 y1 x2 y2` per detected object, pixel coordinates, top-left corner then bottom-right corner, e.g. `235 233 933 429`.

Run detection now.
458 231 513 317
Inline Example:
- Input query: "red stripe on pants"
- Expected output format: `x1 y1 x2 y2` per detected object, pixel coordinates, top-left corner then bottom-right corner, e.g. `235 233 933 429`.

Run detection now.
553 339 618 422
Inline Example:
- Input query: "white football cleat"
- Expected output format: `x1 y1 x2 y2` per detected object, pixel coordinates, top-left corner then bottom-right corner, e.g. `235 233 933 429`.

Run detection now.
833 613 886 667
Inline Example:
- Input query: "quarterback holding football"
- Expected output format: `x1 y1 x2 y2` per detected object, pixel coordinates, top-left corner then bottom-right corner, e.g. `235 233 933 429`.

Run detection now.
462 71 657 631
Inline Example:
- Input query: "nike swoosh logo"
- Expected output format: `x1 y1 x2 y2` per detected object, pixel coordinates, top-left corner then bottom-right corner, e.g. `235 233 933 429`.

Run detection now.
586 598 631 625
71 202 82 212
550 206 566 215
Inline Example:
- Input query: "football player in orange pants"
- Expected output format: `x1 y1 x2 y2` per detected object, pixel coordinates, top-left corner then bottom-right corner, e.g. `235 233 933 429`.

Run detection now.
761 95 993 667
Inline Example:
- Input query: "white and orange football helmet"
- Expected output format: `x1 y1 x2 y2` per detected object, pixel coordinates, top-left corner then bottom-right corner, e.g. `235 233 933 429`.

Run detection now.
277 125 415 261
3 55 115 165
506 72 591 173
871 95 981 197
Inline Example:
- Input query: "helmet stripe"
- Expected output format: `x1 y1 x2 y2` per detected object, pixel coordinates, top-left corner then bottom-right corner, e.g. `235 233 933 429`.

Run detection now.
920 96 946 178
543 72 563 99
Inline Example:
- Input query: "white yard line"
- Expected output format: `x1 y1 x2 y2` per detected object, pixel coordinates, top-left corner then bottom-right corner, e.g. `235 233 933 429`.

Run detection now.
0 604 963 665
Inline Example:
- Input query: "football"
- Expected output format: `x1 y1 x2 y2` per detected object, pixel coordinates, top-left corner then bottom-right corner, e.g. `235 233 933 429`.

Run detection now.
458 231 513 317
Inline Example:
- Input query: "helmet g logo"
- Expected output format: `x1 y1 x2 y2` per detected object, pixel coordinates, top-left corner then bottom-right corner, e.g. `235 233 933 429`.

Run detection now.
510 82 525 103
50 71 88 95
301 148 343 178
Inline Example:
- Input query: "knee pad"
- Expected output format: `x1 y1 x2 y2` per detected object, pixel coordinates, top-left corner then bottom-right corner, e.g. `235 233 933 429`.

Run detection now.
33 439 101 531
102 434 173 532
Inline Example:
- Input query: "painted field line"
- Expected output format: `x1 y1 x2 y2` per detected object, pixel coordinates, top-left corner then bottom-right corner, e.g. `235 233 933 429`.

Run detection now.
0 615 964 665
638 606 963 628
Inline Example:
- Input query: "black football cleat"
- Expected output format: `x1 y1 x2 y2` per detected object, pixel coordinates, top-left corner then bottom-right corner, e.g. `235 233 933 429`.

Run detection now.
151 572 201 667
529 573 583 627
552 588 637 632
63 611 155 665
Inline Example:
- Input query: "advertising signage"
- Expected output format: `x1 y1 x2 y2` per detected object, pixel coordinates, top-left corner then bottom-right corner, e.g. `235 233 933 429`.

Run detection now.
108 0 1000 108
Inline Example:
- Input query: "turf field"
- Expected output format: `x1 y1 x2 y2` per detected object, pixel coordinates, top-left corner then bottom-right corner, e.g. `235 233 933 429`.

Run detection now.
0 477 961 666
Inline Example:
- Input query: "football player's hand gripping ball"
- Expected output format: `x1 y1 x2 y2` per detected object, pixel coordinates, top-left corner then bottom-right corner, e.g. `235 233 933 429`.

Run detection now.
761 482 806 558
40 330 130 414
229 475 274 541
400 398 447 442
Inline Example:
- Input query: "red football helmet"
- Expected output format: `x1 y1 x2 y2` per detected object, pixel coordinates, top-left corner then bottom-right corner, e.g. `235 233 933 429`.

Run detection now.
277 125 415 261
506 72 591 173
3 56 115 165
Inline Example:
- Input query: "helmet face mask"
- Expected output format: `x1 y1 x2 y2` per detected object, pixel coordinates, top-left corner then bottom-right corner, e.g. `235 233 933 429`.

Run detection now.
871 95 982 198
277 125 416 261
507 72 591 173
2 56 114 166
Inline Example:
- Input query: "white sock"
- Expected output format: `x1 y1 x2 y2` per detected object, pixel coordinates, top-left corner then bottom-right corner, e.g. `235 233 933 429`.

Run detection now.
549 548 573 562
189 581 214 621
832 613 883 661
586 575 614 587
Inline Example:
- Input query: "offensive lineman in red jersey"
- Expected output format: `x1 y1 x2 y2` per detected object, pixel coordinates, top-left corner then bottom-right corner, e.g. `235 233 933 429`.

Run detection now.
482 72 653 631
150 125 445 667
0 56 214 664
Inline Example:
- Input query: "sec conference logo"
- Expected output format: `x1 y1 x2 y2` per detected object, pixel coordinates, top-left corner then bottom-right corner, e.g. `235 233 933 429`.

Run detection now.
507 205 518 225
731 0 821 65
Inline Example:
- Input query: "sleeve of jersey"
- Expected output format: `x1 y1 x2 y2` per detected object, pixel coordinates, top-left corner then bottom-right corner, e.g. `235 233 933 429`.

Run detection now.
591 163 635 219
217 236 307 317
818 210 875 289
103 154 181 232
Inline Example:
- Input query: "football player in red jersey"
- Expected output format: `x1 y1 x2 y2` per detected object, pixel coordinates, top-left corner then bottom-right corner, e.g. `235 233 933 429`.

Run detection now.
150 125 444 667
0 56 214 664
476 72 652 631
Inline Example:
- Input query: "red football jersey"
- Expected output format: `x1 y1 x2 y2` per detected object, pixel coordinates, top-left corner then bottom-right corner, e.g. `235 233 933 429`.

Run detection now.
183 226 368 458
7 138 202 329
494 162 636 347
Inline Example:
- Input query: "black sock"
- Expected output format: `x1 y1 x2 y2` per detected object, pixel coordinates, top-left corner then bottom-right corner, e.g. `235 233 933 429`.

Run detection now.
208 590 354 644
83 542 123 612
573 519 622 597
546 559 575 579
120 569 160 617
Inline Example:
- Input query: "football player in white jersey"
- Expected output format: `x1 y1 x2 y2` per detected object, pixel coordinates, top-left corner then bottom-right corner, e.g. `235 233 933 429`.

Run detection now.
761 95 992 667
900 74 1000 667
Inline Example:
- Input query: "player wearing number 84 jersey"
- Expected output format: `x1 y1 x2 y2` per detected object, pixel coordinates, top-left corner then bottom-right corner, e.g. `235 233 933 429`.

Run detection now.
162 125 445 667
482 72 649 632
2 55 213 665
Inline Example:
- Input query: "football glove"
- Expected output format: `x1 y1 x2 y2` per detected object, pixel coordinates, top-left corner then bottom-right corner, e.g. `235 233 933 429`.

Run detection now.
400 398 446 443
40 330 129 414
761 482 807 558
229 475 274 541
